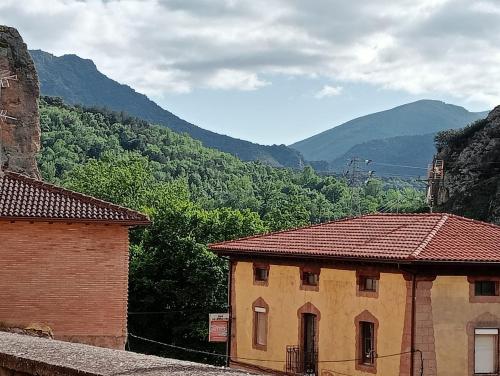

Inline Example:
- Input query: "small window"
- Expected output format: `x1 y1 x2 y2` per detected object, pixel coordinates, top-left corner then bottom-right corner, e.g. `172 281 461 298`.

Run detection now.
360 322 375 365
254 267 268 282
254 307 267 346
360 277 377 292
474 328 498 374
302 271 319 286
475 281 498 296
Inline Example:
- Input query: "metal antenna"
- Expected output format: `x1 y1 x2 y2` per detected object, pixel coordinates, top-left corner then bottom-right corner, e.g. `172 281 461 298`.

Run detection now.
426 157 445 213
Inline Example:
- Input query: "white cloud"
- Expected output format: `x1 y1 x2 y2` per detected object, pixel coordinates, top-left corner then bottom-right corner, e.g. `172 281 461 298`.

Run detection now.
0 0 498 106
205 69 269 91
315 85 343 99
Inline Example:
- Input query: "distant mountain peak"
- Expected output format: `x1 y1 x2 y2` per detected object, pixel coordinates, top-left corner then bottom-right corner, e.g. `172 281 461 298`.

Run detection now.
290 100 488 163
30 49 304 168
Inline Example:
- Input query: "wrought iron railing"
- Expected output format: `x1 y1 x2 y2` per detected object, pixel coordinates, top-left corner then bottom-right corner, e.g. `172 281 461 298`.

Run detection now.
285 345 318 375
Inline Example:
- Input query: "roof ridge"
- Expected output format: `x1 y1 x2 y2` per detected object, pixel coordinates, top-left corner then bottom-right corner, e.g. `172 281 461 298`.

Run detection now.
409 214 449 259
445 212 500 229
2 170 149 223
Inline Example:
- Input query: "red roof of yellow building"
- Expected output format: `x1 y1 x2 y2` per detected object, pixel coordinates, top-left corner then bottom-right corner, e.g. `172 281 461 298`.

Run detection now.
210 213 500 263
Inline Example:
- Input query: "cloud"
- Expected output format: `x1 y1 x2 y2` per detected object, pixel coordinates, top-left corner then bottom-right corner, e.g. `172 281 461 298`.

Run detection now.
0 0 498 106
315 85 343 99
205 69 269 91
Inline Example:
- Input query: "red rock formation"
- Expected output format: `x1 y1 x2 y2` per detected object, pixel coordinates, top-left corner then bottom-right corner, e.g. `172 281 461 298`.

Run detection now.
0 26 40 179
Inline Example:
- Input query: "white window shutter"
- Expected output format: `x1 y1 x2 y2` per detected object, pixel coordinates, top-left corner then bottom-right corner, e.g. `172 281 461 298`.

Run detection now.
475 333 496 373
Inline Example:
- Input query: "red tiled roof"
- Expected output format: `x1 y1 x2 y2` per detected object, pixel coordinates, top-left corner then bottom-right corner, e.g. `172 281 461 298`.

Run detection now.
0 171 150 225
210 213 500 263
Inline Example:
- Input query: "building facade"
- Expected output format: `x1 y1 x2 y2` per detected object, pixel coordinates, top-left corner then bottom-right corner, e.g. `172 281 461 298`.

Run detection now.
210 213 500 376
0 171 150 349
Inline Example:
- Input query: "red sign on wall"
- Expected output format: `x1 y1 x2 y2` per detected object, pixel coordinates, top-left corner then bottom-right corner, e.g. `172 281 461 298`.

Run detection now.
209 313 229 342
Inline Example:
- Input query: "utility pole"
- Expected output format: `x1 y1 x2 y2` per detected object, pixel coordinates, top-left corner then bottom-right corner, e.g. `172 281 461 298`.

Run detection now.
426 157 445 213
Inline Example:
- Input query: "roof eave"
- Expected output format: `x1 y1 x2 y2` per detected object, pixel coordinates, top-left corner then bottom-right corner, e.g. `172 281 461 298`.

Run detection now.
0 216 151 226
211 248 500 266
210 248 412 264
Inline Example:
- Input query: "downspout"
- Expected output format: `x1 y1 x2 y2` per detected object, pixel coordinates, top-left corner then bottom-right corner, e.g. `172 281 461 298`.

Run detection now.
226 257 233 367
410 272 416 376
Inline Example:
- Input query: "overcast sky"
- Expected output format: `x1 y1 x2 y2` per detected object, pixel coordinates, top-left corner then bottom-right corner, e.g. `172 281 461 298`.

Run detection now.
0 0 498 144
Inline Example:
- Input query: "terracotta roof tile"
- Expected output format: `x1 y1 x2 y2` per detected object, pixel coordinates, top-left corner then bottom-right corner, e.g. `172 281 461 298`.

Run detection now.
210 213 500 264
0 171 150 225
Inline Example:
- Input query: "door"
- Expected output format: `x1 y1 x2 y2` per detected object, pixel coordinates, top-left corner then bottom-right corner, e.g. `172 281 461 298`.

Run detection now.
303 313 317 375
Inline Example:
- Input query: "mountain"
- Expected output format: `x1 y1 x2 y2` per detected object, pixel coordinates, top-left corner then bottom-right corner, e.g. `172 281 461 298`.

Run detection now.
434 106 500 224
328 133 437 177
29 49 304 168
290 100 488 163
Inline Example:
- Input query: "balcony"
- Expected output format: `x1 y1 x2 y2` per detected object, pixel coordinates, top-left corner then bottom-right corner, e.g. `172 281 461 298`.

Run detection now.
285 345 318 375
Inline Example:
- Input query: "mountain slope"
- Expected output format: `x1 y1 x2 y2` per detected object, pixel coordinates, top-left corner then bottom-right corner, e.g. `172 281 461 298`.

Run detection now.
30 49 304 168
328 133 437 176
291 100 487 162
435 106 500 224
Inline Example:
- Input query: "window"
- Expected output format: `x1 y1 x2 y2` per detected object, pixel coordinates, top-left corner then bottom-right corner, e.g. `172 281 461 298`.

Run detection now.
254 307 267 347
302 271 319 286
360 276 377 292
474 328 498 374
254 267 268 282
475 281 498 296
360 322 375 365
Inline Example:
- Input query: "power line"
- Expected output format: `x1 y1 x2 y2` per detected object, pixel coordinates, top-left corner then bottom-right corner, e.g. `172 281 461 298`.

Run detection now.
129 333 415 364
370 161 428 170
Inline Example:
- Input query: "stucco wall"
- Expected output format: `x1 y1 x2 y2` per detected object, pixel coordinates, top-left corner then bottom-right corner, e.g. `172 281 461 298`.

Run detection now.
432 275 500 376
232 261 408 375
0 221 129 349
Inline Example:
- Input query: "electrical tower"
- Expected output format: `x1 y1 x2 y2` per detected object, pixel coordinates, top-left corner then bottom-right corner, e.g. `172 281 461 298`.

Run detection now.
426 157 445 213
344 157 375 216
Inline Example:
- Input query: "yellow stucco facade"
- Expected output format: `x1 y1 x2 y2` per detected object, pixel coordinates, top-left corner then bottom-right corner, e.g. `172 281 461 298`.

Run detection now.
231 261 409 375
432 276 500 376
230 260 500 376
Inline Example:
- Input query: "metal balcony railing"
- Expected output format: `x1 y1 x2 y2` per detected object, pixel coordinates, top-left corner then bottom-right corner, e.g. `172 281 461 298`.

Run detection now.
285 345 318 375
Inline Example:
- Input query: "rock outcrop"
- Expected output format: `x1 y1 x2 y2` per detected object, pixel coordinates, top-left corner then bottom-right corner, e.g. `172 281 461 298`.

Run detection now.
0 26 40 179
435 106 500 224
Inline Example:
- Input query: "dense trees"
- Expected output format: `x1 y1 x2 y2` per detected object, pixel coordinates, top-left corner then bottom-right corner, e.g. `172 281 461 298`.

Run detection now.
37 98 426 361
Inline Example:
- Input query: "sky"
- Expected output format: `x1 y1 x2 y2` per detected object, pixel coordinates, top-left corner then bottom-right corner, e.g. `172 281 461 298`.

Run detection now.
0 0 498 145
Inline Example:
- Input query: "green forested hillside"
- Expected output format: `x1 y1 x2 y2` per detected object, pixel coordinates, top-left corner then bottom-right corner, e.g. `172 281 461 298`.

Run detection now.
31 49 304 168
37 97 426 362
291 100 487 162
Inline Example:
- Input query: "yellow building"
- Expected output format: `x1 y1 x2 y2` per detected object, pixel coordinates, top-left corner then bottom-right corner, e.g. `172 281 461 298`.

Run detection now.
210 213 500 376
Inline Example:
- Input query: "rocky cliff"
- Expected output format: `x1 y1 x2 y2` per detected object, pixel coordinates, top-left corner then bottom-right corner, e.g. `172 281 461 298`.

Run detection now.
0 26 40 179
435 106 500 224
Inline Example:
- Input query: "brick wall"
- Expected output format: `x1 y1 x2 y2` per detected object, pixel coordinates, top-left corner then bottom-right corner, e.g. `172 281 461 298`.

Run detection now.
0 221 129 349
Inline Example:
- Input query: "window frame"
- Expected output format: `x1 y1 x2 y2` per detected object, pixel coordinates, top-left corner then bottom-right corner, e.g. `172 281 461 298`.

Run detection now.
356 269 380 298
475 281 499 297
474 328 499 375
355 310 378 374
468 277 500 303
360 321 375 365
253 263 270 286
299 266 320 291
252 298 269 351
